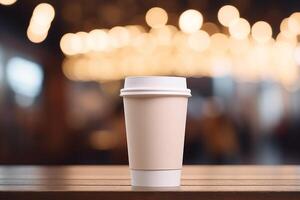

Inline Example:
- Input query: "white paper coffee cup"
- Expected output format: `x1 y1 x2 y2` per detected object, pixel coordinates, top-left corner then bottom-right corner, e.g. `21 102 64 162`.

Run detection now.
120 76 191 187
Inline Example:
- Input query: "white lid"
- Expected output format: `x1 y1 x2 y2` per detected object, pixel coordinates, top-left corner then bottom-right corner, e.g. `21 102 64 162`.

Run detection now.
120 76 191 97
131 169 181 187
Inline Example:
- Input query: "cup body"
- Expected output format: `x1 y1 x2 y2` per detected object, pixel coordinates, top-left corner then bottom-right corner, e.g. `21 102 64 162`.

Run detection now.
120 76 191 187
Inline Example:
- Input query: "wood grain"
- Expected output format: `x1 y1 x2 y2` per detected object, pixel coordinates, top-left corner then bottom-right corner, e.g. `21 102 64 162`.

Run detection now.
0 165 300 199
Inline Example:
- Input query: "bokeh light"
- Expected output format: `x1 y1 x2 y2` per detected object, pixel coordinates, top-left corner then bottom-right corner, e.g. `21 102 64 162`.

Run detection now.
89 131 118 150
59 6 300 85
187 30 210 52
126 25 145 41
280 18 289 33
217 5 240 27
108 26 130 48
32 3 55 24
229 37 250 55
210 33 229 52
27 3 55 43
145 7 168 29
276 32 297 47
150 26 174 45
288 12 300 35
251 21 272 43
280 18 296 38
88 29 109 51
0 0 16 6
6 57 43 107
75 31 91 53
229 18 250 39
179 9 203 34
60 33 82 55
294 45 300 65
27 28 48 43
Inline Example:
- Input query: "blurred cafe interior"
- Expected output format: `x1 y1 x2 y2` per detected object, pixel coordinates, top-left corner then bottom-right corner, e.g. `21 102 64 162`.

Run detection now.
1 0 300 165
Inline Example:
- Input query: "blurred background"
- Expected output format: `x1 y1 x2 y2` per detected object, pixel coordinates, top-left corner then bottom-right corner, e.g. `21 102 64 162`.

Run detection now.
1 0 300 165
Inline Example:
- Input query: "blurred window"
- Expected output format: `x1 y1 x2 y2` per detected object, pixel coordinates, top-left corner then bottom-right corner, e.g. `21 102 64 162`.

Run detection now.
6 57 43 107
258 83 283 131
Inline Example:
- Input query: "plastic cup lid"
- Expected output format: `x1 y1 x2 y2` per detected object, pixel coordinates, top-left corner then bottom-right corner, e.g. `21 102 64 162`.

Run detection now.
120 76 191 97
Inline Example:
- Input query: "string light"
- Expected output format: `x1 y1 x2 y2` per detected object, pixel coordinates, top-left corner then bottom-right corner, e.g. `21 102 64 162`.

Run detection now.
59 8 300 87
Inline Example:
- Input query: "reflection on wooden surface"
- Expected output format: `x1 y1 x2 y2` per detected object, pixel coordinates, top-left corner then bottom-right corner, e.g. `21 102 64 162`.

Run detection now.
1 165 300 199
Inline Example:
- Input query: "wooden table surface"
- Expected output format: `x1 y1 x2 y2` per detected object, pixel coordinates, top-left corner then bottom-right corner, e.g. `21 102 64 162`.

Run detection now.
0 165 300 200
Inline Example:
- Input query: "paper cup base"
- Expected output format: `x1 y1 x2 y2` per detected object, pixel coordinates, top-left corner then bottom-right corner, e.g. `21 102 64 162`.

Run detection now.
130 169 181 187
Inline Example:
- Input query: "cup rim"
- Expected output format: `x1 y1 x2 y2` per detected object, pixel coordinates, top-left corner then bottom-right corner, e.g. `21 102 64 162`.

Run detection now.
120 88 191 97
121 76 191 97
123 76 186 79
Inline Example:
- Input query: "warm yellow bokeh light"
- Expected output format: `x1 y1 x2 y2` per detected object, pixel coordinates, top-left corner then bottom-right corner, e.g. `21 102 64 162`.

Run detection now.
26 20 49 43
108 26 130 48
294 45 300 65
62 59 77 80
59 9 300 84
166 25 178 35
288 12 300 35
27 3 55 43
126 25 144 38
75 32 91 53
145 7 168 29
280 18 289 33
32 3 55 23
88 29 109 51
229 18 250 39
0 0 16 5
187 30 210 52
211 56 232 77
272 41 294 68
60 33 82 55
179 9 203 34
210 33 229 52
229 37 250 55
251 21 272 43
27 21 50 35
217 5 240 27
89 131 118 150
60 33 73 55
173 31 188 48
26 28 47 43
150 26 173 45
280 18 295 38
276 32 297 47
